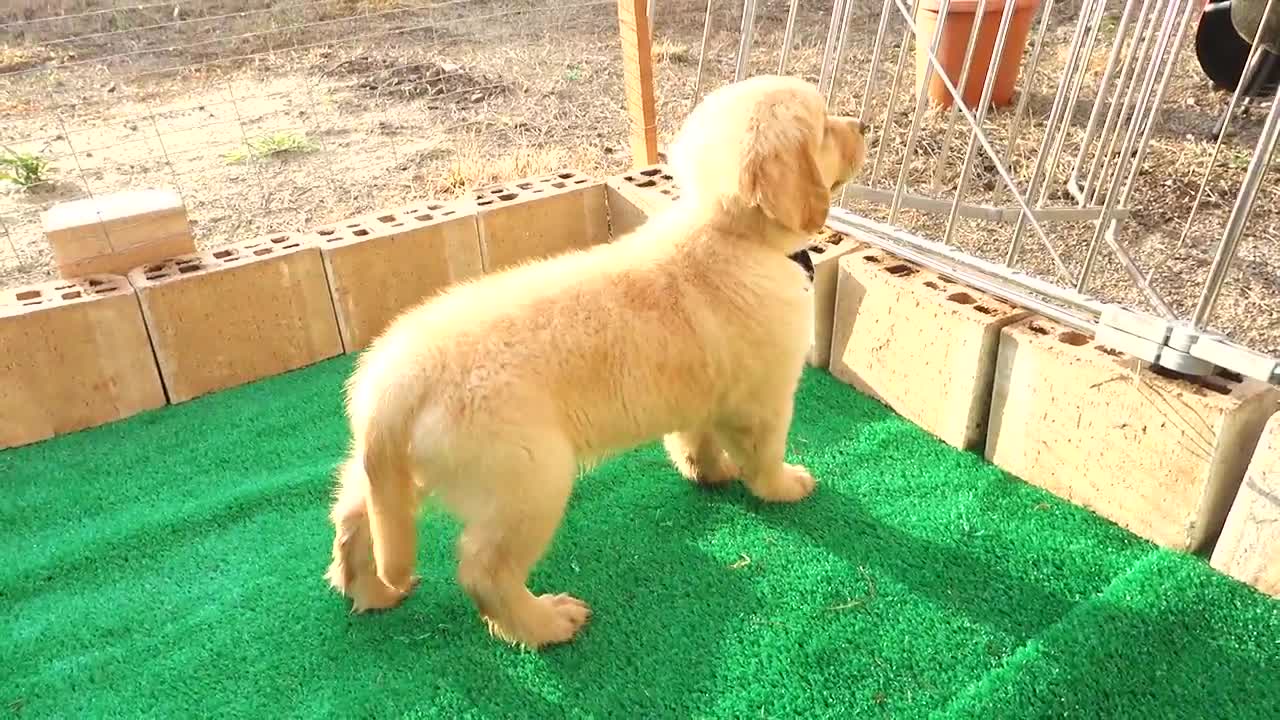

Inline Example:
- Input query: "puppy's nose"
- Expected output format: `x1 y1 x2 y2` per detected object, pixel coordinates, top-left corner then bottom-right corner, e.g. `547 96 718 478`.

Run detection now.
851 119 871 135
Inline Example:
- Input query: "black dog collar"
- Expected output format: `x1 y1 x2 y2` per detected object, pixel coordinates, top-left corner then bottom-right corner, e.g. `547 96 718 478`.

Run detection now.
788 248 815 283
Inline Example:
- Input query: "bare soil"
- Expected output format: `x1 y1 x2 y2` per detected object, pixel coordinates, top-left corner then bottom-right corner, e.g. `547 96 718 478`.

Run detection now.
1 0 1276 357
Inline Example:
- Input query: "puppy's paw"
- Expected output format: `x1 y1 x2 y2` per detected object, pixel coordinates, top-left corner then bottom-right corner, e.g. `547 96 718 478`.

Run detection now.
665 435 738 488
752 463 816 504
350 575 420 614
484 593 592 649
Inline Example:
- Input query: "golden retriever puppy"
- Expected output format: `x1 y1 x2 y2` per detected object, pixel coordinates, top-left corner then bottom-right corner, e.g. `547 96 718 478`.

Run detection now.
325 75 868 649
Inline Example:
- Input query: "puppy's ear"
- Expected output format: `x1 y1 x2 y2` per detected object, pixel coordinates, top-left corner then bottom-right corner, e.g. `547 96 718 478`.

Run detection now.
742 131 831 234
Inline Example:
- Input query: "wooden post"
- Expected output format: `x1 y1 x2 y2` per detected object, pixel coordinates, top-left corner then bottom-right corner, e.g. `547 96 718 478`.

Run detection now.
617 0 659 167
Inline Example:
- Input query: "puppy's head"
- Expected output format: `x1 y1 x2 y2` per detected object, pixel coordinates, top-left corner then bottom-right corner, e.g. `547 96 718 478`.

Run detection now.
669 75 868 237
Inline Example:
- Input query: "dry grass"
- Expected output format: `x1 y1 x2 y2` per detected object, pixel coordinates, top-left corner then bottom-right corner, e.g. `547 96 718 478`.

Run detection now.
0 0 1276 359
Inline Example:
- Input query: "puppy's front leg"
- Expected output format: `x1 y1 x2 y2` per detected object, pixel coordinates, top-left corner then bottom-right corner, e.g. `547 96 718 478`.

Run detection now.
663 430 739 487
718 399 815 504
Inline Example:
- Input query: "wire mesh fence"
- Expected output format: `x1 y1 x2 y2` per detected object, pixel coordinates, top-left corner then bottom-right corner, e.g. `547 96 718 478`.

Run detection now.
670 0 1279 380
0 0 631 286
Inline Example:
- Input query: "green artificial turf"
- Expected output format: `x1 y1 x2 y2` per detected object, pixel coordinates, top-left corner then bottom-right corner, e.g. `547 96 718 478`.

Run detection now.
3 356 1279 719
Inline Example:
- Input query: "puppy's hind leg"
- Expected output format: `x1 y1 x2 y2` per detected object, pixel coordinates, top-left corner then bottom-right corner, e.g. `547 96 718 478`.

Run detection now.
326 456 419 613
663 429 739 488
454 435 590 649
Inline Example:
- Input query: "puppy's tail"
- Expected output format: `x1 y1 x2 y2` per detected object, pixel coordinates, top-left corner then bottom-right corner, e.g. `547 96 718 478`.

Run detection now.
361 383 422 594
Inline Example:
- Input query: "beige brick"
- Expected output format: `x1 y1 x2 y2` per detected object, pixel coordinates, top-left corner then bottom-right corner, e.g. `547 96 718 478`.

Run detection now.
603 164 681 237
129 233 342 404
309 201 483 352
805 228 865 368
830 248 1031 451
1210 412 1280 597
0 274 165 449
472 169 610 272
986 315 1280 552
43 188 195 278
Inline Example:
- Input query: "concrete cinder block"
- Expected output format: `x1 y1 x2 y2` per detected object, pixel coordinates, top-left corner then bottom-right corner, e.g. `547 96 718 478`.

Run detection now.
829 248 1031 451
603 164 681 237
472 169 610 272
43 188 195 278
986 315 1280 552
310 201 483 352
0 274 165 449
1210 412 1280 597
805 229 865 368
128 233 343 404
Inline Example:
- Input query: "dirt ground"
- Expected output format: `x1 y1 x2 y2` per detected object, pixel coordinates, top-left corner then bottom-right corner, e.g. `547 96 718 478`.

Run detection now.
1 0 1276 357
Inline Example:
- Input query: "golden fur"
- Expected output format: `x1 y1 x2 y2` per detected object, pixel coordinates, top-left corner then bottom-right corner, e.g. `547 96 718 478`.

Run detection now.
325 75 868 648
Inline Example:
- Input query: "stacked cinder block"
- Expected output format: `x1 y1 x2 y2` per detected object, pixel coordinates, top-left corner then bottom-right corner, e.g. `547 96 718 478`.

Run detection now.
310 201 483 352
471 169 610 272
804 229 864 368
0 274 166 449
43 188 195 278
128 233 343 404
829 248 1030 451
986 315 1280 552
603 164 681 236
1211 412 1280 598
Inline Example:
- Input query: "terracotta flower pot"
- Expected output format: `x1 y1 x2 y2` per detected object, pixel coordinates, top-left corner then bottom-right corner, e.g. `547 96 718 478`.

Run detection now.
914 0 1041 109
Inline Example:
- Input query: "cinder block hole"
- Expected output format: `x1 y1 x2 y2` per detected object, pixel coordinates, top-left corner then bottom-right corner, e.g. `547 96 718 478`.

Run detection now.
809 245 826 255
345 223 362 229
636 179 657 187
572 178 587 185
144 263 166 273
639 168 662 177
489 188 506 195
427 203 445 211
213 249 235 259
252 248 272 257
972 305 998 316
144 272 167 281
390 222 403 228
22 300 41 306
531 189 544 194
947 292 976 305
828 235 844 246
1152 365 1232 395
1028 322 1050 335
516 182 534 190
61 290 83 300
353 229 371 237
885 264 917 277
1057 331 1091 346
179 263 203 273
477 199 494 206
557 171 576 179
54 284 74 290
861 254 880 263
414 214 434 222
376 214 397 223
15 290 41 301
269 235 290 244
282 243 300 250
498 192 519 201
245 243 261 249
177 258 199 266
550 181 567 189
659 189 674 196
92 284 118 294
938 275 958 284
660 174 673 181
317 229 336 237
923 280 942 290
1095 345 1122 357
